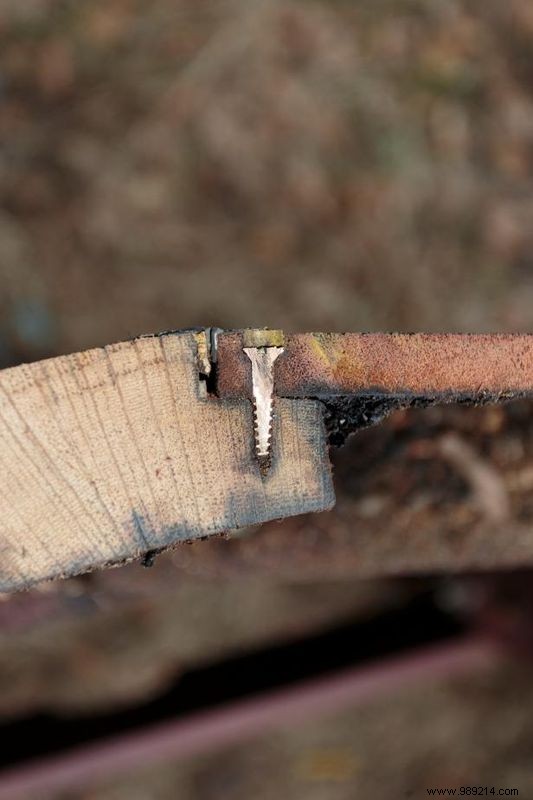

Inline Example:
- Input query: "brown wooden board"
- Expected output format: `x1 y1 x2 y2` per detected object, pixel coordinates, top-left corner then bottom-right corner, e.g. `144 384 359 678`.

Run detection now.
0 331 334 592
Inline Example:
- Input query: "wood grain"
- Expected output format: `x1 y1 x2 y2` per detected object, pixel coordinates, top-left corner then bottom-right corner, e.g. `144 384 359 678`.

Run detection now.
0 331 334 592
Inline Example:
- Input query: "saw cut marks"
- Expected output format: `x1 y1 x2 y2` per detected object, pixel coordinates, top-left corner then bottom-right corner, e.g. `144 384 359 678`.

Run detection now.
0 331 334 592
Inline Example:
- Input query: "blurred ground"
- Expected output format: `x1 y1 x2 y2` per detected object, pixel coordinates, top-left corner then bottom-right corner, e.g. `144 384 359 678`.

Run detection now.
2 0 533 797
64 661 533 800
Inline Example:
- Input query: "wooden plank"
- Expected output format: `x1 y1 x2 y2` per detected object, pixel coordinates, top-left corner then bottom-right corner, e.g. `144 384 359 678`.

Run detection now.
0 331 334 592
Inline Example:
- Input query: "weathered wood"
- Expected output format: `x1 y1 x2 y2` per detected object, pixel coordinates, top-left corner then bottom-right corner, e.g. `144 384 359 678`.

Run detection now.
0 331 334 592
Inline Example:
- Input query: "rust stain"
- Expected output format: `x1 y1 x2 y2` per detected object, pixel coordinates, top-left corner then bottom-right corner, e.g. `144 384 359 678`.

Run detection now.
275 333 533 398
216 331 533 401
216 331 252 399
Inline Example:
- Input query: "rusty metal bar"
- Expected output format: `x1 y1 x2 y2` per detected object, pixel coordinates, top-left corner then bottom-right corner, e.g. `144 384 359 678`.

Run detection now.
217 332 533 400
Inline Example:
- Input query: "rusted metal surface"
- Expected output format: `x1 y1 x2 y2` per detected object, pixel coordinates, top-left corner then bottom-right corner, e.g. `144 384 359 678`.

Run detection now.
216 330 254 399
217 332 533 400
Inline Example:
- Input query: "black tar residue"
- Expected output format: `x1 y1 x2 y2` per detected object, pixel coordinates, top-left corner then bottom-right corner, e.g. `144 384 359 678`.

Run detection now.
321 391 524 447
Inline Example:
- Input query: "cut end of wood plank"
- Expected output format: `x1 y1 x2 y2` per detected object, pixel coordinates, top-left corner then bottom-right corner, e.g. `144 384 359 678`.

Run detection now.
0 330 335 592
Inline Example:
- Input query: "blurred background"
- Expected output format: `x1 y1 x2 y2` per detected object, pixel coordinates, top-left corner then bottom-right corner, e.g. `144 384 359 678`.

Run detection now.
2 0 533 797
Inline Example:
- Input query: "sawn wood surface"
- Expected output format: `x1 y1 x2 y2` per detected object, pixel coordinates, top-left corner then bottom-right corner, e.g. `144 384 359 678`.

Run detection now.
0 331 334 592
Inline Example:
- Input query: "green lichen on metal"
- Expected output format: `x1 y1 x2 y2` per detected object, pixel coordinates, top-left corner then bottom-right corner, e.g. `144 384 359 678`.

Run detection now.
242 329 285 348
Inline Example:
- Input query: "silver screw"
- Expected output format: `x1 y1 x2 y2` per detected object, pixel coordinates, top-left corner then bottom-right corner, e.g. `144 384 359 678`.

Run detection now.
244 346 284 471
